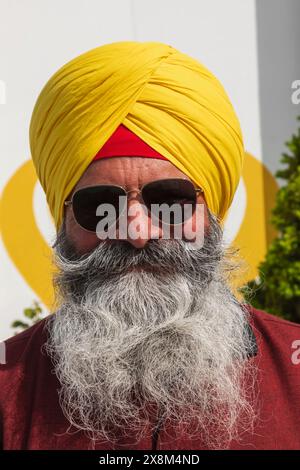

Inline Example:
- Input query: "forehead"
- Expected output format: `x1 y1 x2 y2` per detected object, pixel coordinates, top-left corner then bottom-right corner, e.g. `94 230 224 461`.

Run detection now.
73 156 192 191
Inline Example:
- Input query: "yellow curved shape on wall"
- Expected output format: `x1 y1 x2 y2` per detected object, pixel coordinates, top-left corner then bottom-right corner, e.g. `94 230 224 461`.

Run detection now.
231 152 278 292
0 160 55 308
0 153 278 308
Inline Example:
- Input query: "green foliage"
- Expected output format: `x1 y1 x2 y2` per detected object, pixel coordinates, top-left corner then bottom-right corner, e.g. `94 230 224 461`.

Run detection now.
241 116 300 322
11 301 46 335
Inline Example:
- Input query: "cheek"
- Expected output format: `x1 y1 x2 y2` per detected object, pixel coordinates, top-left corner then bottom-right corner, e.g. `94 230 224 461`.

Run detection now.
182 202 210 241
65 209 100 254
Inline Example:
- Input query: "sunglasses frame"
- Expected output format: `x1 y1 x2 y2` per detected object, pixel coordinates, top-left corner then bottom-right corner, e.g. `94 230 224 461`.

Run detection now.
64 177 204 233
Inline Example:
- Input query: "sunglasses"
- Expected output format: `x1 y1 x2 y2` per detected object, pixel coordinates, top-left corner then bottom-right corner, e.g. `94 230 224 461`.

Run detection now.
64 178 203 232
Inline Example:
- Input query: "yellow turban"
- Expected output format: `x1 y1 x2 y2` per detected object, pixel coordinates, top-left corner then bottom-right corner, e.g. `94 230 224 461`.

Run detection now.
29 41 244 230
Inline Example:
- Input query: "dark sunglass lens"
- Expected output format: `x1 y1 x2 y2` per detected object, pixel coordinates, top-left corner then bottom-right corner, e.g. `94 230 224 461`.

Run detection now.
142 179 197 225
72 186 125 231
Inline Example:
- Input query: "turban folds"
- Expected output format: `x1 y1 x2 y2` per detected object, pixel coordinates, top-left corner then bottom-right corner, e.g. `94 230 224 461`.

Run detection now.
29 41 244 230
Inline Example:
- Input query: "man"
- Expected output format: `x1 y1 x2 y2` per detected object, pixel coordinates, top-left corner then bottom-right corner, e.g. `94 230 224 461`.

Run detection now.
0 41 299 450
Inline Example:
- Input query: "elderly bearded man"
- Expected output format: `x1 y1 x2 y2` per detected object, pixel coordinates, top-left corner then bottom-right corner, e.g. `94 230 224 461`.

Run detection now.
0 41 300 451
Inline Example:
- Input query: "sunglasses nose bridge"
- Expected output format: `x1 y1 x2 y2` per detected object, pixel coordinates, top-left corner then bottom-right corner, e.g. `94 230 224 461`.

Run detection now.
125 188 143 200
126 188 140 195
115 188 149 221
123 189 147 208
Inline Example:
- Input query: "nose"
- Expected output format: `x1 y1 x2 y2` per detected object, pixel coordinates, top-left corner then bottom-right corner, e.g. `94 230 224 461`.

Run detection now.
124 197 162 249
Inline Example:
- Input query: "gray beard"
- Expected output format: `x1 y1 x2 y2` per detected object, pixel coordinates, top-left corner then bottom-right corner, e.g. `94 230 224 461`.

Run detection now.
44 211 257 449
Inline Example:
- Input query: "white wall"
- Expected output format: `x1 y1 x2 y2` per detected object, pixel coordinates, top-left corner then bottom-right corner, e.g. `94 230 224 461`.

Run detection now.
256 0 300 175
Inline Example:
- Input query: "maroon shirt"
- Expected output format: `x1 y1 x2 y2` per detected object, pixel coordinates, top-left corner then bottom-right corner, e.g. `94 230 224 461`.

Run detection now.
1 305 300 450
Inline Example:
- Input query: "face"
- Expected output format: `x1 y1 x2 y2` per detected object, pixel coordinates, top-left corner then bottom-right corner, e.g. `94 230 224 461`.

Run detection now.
47 158 257 449
64 157 210 255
